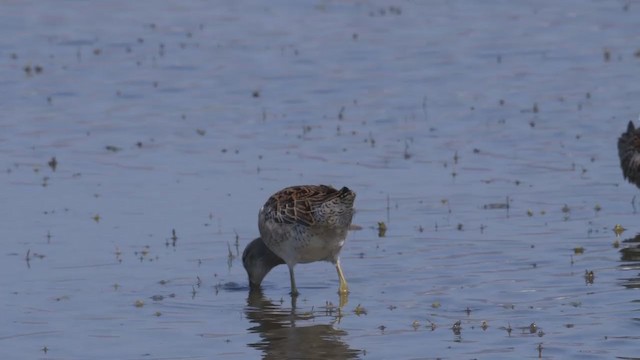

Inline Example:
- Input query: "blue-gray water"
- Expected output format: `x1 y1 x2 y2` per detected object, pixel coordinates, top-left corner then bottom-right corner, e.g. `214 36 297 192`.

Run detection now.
1 1 640 359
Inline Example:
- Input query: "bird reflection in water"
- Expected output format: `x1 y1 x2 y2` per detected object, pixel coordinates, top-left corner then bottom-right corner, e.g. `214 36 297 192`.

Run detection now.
244 289 361 360
619 234 640 289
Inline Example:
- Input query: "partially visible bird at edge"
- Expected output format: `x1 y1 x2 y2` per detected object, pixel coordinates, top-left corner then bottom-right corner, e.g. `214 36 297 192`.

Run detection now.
618 120 640 210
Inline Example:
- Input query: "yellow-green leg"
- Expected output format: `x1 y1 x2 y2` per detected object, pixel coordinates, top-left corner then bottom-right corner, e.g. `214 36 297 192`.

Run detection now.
335 259 349 294
288 265 299 297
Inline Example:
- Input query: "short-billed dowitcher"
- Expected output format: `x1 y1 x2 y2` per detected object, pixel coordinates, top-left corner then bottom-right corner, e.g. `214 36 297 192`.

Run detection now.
618 120 640 188
242 185 356 296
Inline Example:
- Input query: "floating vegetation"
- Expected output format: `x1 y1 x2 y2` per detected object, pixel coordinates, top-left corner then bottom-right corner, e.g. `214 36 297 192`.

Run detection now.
227 241 236 270
613 224 626 237
353 304 367 316
377 222 387 237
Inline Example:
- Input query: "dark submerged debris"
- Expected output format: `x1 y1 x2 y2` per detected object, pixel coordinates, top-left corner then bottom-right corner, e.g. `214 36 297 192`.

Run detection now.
483 198 510 210
47 157 58 171
105 145 122 152
452 320 462 335
584 269 595 284
171 229 177 247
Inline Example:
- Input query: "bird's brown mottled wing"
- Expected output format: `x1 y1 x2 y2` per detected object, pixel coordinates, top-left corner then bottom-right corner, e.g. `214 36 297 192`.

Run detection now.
262 185 341 226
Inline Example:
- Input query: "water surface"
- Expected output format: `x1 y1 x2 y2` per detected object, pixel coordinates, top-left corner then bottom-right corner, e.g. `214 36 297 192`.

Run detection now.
1 0 640 359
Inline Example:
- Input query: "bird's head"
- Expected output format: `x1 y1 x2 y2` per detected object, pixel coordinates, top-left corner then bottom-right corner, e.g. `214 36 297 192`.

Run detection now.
242 237 285 290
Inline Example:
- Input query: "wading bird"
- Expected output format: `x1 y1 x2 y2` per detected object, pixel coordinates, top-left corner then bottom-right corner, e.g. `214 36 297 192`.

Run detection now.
243 185 356 297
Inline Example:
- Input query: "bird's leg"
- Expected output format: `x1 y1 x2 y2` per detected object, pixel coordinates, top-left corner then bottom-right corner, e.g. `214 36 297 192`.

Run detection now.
288 265 299 297
335 259 349 295
633 195 637 213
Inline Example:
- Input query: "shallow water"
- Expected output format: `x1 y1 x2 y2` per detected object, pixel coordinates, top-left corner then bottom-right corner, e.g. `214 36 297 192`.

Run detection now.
2 0 640 359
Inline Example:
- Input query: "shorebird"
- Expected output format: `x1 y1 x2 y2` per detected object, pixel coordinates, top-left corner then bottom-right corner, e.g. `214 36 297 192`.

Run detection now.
618 120 640 188
242 185 356 296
